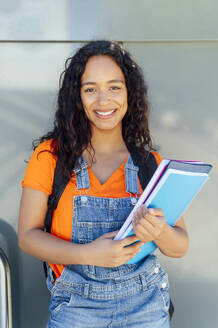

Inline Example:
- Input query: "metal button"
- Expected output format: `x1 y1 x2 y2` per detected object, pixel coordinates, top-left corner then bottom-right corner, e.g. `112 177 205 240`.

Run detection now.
81 196 88 203
154 267 159 274
131 198 137 205
161 282 167 289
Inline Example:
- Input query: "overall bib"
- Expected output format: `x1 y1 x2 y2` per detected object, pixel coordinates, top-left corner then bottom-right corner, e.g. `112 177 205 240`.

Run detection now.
47 155 170 328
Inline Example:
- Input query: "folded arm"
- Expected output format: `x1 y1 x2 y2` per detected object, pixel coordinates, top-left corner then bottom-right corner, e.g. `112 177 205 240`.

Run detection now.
18 187 143 266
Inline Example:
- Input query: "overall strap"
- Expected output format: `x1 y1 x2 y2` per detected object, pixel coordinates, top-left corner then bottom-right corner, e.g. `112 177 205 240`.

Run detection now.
73 156 90 190
124 156 140 195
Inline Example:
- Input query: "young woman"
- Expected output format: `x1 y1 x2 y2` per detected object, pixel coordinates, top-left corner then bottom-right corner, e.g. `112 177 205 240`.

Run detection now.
18 40 189 328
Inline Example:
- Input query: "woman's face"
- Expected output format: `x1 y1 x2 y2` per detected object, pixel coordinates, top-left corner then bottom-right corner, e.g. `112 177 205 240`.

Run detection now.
80 55 128 132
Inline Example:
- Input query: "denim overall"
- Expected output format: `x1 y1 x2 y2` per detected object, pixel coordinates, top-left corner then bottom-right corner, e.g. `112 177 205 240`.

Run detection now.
47 155 170 328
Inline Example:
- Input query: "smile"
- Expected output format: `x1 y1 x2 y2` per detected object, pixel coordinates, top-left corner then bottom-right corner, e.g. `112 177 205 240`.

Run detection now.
95 109 117 118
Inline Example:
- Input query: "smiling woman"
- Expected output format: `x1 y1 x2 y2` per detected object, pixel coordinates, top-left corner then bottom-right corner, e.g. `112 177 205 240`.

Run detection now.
80 55 128 131
18 40 188 328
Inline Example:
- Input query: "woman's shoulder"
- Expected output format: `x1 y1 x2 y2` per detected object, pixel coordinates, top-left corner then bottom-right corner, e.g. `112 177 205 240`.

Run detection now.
22 139 56 195
33 139 57 161
34 139 54 153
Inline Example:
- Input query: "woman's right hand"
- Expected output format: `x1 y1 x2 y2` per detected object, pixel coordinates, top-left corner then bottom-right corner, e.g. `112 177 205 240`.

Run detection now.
83 231 144 267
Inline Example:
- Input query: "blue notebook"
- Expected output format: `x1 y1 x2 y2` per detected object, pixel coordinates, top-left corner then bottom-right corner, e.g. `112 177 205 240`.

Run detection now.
114 160 212 264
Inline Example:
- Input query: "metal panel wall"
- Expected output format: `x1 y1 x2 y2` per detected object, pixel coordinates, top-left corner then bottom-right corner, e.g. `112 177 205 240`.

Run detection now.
1 0 218 40
0 1 217 327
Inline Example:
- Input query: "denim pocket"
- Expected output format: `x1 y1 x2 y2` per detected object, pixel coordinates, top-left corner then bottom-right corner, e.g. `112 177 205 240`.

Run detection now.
49 293 71 317
77 221 124 243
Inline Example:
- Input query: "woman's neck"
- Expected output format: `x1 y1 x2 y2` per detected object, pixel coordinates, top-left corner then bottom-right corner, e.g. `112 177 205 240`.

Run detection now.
88 127 127 154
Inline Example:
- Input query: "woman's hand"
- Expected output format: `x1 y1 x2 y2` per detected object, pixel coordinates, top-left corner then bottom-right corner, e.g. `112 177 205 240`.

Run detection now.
83 231 144 267
132 205 189 258
132 205 167 243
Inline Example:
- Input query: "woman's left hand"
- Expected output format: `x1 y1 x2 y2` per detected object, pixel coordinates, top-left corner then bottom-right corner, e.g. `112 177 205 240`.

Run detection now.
132 205 167 243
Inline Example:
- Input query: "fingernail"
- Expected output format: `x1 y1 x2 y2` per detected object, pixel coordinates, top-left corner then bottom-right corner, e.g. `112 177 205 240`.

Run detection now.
148 208 154 214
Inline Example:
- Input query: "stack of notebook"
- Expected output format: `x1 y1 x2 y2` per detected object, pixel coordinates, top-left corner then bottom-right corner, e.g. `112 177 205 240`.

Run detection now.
114 159 213 264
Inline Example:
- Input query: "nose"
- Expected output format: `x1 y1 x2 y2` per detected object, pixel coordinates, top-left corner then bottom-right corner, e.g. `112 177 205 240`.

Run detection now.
97 89 110 105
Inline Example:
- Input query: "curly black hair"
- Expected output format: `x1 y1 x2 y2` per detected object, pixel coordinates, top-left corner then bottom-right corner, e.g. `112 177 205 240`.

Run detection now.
33 40 153 178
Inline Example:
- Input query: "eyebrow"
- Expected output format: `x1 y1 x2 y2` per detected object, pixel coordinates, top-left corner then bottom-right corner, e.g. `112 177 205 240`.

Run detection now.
81 79 125 86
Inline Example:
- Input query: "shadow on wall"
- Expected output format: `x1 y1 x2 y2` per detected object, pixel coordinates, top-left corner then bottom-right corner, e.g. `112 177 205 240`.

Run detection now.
0 218 50 328
0 218 21 328
19 252 50 328
170 275 218 328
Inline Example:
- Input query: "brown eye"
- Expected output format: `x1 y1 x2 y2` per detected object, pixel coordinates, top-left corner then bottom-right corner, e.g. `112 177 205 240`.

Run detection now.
84 88 95 93
110 86 121 91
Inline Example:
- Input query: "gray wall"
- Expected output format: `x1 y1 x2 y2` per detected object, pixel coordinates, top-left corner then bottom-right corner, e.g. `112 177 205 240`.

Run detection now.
0 1 217 327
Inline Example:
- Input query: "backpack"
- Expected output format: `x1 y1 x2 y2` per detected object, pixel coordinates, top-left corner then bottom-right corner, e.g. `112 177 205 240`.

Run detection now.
44 146 174 320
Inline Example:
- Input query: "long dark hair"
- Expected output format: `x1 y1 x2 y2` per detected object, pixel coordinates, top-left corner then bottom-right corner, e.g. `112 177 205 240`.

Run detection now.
33 40 153 178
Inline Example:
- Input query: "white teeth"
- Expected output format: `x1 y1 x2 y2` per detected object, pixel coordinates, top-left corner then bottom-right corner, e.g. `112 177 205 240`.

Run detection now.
96 110 115 116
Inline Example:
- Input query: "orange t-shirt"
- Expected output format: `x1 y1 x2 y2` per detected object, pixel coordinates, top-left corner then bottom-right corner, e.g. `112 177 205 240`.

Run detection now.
22 140 162 278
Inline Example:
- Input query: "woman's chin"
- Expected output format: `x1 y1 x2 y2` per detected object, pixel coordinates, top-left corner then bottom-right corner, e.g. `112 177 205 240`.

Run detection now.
92 121 121 132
